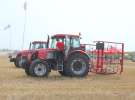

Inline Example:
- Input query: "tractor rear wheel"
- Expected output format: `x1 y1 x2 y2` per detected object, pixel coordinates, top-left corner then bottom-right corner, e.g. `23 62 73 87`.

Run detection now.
58 64 69 76
65 54 89 77
29 59 50 77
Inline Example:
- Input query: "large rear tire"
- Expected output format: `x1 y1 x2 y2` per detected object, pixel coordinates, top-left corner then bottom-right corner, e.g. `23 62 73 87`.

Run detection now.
65 54 89 77
58 64 69 76
29 59 50 77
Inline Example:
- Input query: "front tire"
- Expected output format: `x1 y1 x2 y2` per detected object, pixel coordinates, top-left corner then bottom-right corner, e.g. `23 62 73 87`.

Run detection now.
29 59 50 77
14 56 21 68
14 60 18 67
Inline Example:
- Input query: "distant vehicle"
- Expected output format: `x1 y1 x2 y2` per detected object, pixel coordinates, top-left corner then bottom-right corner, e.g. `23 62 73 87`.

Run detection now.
9 41 48 68
131 57 135 62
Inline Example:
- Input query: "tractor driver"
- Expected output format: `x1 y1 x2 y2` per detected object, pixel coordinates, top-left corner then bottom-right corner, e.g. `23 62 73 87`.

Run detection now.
56 38 65 64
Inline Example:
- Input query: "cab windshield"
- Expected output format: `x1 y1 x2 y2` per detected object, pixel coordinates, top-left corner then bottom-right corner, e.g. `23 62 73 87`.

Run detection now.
30 42 47 50
51 36 80 49
51 37 65 49
70 37 80 48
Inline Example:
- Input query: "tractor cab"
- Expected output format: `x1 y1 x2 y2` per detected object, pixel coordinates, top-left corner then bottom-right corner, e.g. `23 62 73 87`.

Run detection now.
29 41 47 50
50 34 81 56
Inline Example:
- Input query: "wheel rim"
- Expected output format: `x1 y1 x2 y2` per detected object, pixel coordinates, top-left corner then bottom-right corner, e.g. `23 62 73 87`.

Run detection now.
71 59 86 75
34 63 47 76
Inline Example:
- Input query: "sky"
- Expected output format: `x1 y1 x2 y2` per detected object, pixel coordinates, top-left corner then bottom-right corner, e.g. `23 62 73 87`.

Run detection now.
0 0 135 51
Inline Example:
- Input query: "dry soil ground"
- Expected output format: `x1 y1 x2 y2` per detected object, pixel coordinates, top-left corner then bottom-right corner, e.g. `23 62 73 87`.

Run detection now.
0 55 135 100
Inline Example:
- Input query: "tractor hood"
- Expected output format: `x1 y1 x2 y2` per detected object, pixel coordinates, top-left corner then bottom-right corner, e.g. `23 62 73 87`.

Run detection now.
37 48 56 60
17 49 36 57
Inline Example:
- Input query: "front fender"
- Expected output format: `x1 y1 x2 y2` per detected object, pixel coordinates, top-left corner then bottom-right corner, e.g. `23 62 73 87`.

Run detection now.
37 50 47 60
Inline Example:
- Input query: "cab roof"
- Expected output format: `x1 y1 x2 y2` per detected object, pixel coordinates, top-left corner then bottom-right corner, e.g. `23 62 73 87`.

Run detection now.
52 33 80 38
32 41 47 44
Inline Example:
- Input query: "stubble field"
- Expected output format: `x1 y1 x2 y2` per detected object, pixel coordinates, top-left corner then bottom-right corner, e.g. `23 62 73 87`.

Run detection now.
0 55 135 100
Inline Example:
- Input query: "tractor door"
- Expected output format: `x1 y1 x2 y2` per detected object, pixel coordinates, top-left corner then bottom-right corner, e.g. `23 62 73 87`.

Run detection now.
68 37 81 53
65 36 70 56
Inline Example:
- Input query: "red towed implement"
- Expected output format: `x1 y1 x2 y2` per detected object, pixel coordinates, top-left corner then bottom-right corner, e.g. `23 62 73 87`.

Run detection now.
83 41 124 74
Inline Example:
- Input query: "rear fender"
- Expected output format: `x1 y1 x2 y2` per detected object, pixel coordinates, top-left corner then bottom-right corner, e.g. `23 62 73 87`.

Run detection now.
66 50 90 61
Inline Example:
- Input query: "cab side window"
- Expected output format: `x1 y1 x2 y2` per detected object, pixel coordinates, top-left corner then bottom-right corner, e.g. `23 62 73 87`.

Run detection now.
70 38 80 48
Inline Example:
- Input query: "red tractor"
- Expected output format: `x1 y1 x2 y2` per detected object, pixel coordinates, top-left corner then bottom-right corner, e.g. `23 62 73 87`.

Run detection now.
9 41 48 68
23 34 90 77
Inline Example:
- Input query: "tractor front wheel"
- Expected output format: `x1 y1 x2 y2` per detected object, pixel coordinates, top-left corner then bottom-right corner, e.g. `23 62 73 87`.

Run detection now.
29 59 50 77
14 56 21 68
